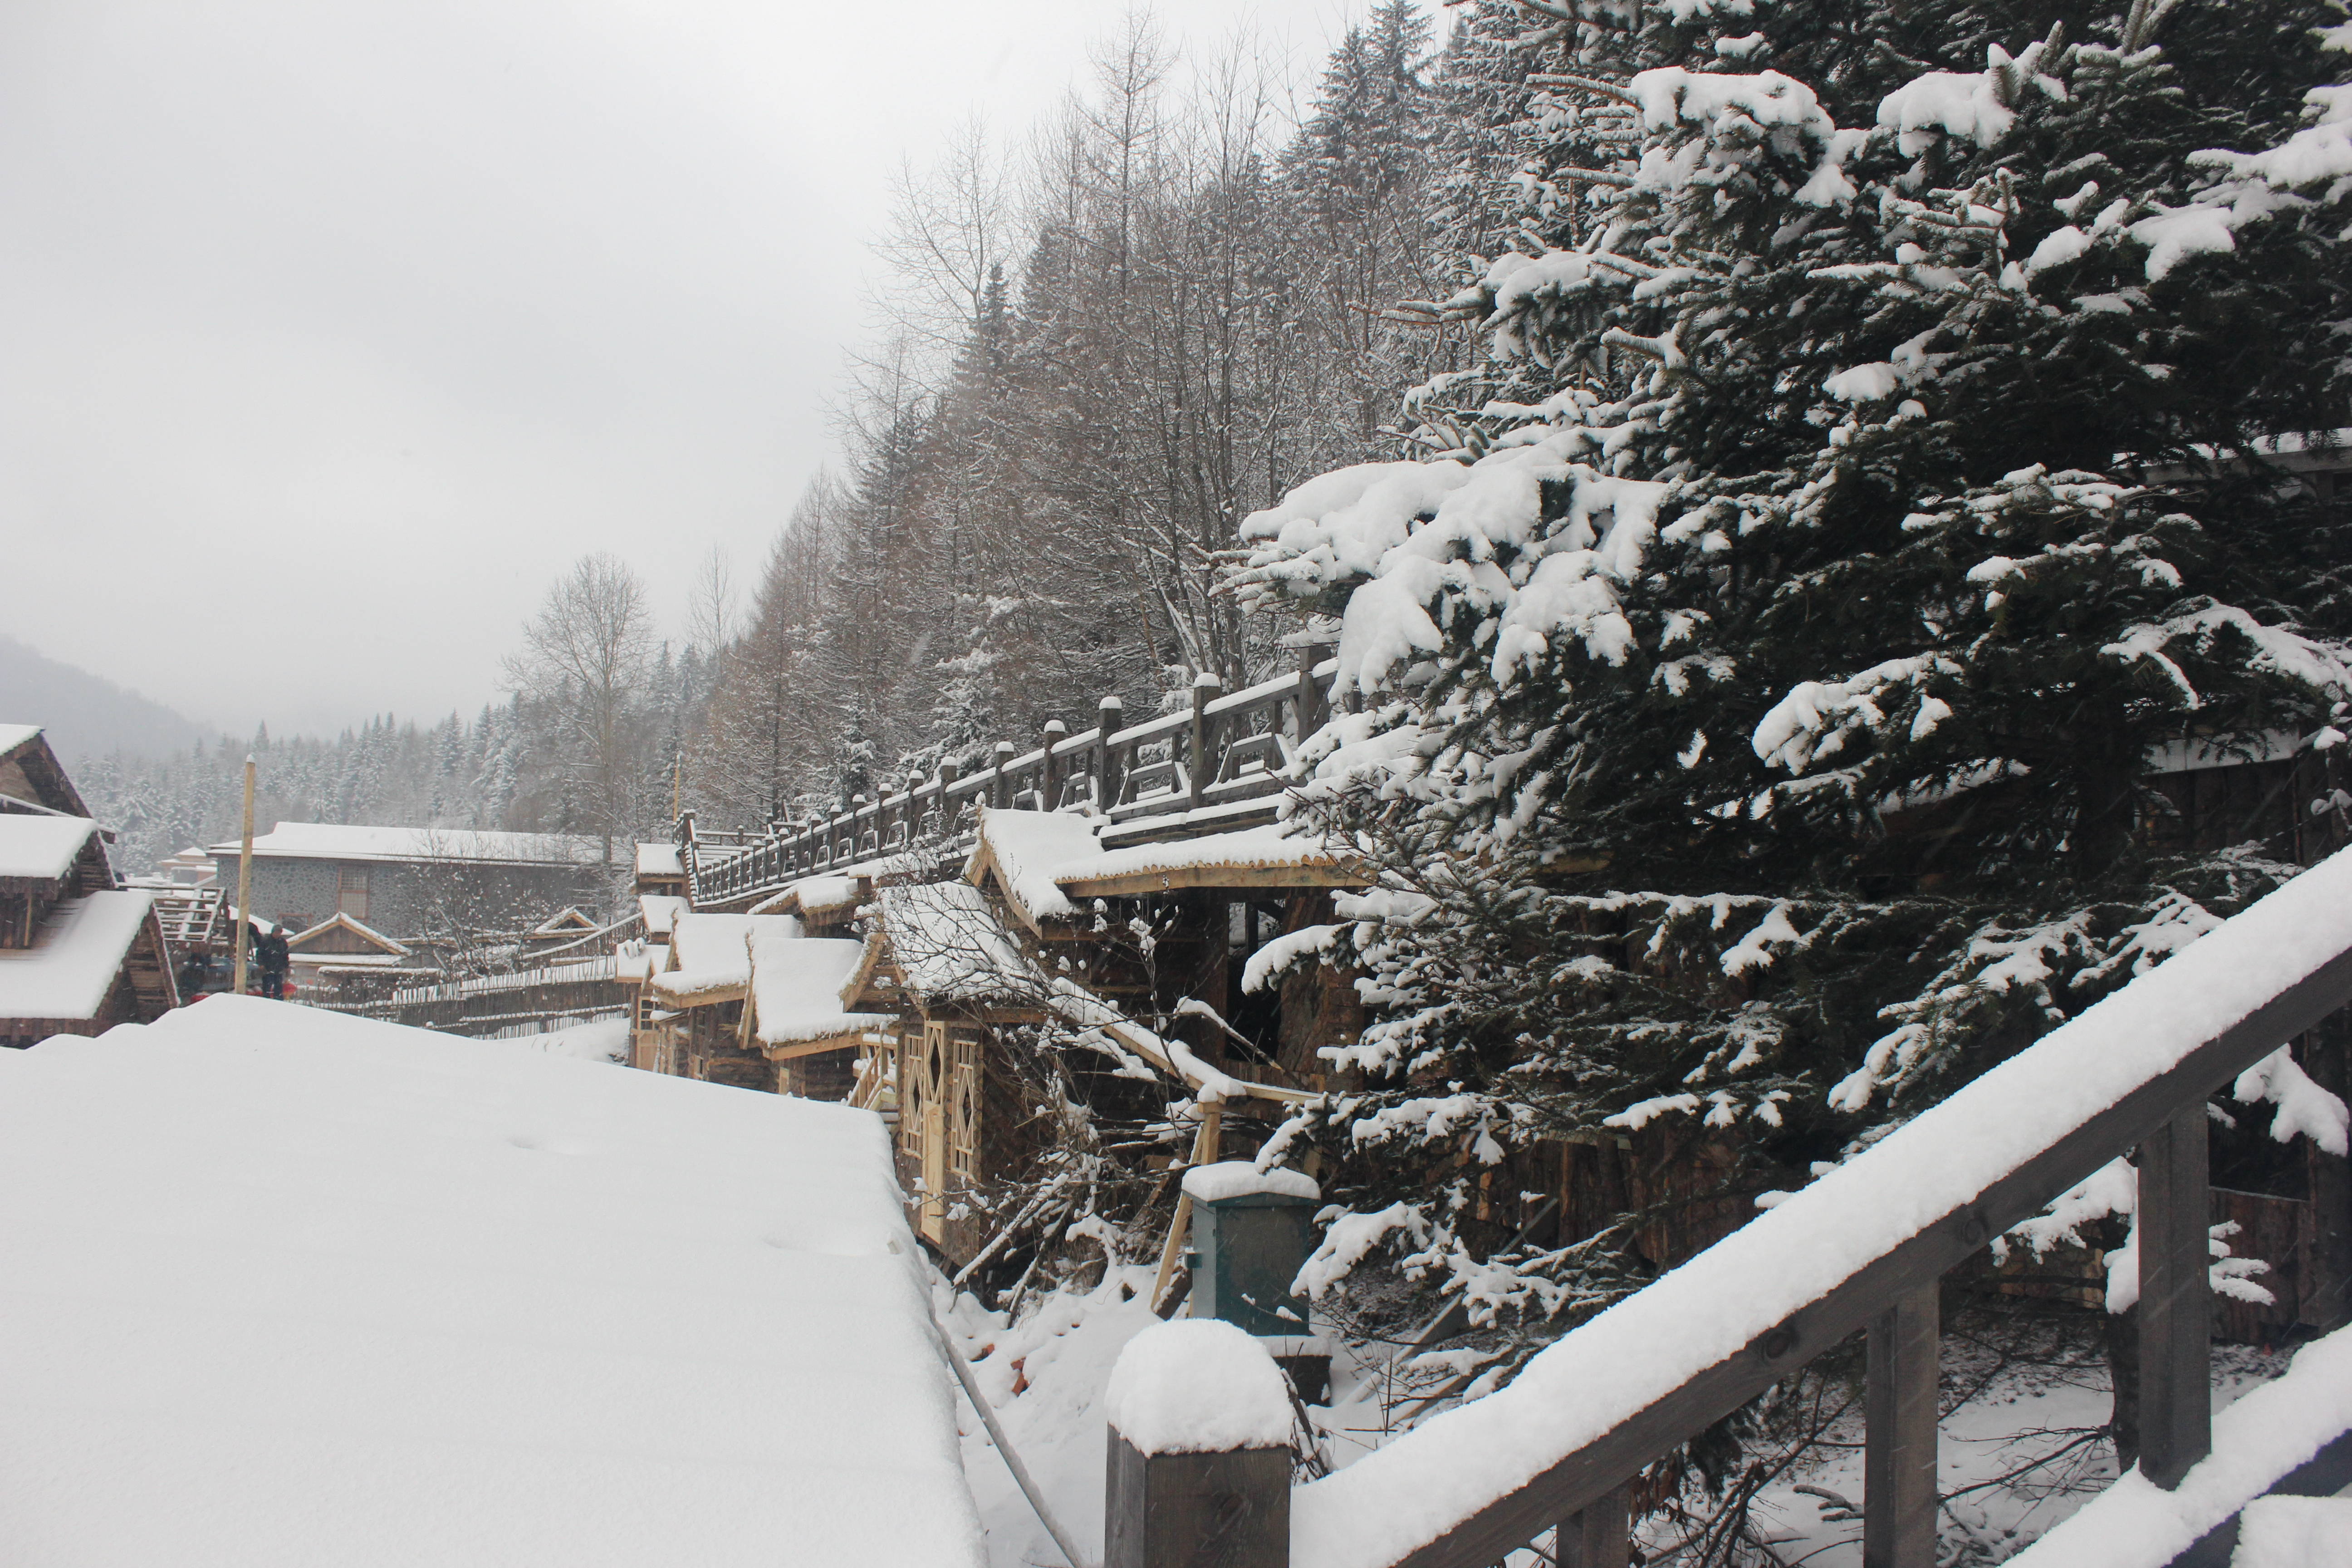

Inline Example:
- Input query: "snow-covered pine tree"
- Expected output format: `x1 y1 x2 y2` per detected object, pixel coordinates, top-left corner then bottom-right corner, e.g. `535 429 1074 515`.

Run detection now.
1239 0 2352 1333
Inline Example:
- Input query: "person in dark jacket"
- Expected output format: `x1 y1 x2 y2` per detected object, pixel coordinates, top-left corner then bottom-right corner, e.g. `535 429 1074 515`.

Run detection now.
255 925 291 1000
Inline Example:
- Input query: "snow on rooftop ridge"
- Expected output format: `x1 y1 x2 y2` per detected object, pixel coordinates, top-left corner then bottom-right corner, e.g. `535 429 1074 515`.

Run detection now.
970 808 1100 924
0 890 152 1021
1104 1319 1295 1457
1181 1161 1320 1205
879 880 1048 1006
0 814 98 880
669 911 799 973
207 822 611 865
746 932 892 1046
0 997 984 1565
1058 823 1352 887
1290 846 2352 1568
0 723 42 759
2001 1323 2352 1568
639 893 688 936
635 841 684 877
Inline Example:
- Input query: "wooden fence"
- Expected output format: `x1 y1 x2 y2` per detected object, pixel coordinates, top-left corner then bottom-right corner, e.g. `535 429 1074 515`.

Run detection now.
376 956 630 1036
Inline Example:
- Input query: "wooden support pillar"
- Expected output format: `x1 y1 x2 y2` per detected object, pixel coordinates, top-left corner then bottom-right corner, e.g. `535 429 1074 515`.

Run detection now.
936 760 960 836
2139 1101 2212 1489
1042 719 1067 810
1189 673 1220 811
1554 1484 1628 1568
1863 1283 1939 1568
1097 696 1125 811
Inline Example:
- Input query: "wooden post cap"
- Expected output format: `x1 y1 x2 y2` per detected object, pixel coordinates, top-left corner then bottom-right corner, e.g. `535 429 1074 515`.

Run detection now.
1105 1321 1293 1568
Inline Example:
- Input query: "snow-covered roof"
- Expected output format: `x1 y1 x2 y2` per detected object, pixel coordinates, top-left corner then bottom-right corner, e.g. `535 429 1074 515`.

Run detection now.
635 841 685 878
288 912 410 956
0 723 41 760
875 881 1047 1008
639 893 689 937
652 912 802 1005
0 814 98 881
965 807 1101 928
747 931 894 1047
1057 823 1361 895
206 822 610 866
748 874 868 922
0 996 984 1566
0 890 151 1021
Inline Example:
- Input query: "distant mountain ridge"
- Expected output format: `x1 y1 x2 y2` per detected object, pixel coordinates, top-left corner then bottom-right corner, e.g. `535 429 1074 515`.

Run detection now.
0 636 215 764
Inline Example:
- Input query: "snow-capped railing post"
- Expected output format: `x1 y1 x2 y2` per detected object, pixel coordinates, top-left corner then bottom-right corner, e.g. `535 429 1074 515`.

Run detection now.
1097 696 1124 809
991 741 1016 810
1863 1283 1938 1567
1189 673 1221 811
1294 641 1332 740
1104 1320 1292 1568
2139 1101 2213 1488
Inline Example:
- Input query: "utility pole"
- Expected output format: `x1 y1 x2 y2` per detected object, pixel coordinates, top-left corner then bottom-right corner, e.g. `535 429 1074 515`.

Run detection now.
231 754 256 996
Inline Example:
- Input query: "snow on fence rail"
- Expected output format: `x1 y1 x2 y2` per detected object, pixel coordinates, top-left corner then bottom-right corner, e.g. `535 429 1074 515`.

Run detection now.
1255 844 2352 1568
684 651 1338 911
388 956 617 1007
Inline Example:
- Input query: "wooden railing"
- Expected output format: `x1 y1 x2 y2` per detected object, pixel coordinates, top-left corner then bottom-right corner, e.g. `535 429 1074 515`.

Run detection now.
377 956 631 1035
685 648 1336 912
1107 847 2352 1568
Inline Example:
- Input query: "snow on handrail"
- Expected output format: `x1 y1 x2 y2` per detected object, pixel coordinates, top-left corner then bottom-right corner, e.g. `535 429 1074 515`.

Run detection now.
2000 1323 2352 1567
389 956 616 1007
1289 846 2352 1568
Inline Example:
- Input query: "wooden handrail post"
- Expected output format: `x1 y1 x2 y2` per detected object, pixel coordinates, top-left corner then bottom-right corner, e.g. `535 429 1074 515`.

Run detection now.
990 741 1015 810
1042 719 1067 810
1297 641 1332 739
1105 1322 1291 1568
1863 1283 1938 1567
2140 1101 2213 1488
1097 696 1124 810
1555 1483 1629 1568
1189 672 1221 810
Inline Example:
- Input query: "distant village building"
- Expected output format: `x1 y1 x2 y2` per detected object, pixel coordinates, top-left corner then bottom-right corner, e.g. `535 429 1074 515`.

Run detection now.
0 725 177 1048
206 823 612 944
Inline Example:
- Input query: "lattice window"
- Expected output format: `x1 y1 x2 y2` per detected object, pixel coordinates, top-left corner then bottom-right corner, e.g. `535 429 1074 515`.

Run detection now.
898 1030 926 1163
948 1032 980 1186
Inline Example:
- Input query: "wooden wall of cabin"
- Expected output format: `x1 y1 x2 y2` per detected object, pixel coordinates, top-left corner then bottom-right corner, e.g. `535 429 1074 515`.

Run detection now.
779 1046 858 1101
678 1002 769 1091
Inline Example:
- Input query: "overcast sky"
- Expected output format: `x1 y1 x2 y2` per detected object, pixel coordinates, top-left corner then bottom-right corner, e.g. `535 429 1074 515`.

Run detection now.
1 0 1372 739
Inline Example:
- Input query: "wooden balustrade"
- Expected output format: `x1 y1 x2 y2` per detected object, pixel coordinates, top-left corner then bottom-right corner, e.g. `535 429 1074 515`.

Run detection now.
680 649 1336 911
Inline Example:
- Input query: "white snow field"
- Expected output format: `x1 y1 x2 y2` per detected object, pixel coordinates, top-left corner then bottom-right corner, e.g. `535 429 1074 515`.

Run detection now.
0 995 983 1568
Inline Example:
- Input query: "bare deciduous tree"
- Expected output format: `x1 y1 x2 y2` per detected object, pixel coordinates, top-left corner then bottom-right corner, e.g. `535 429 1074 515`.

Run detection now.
504 553 654 866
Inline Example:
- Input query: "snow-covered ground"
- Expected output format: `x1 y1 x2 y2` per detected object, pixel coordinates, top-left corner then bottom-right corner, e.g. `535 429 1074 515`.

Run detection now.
511 1014 631 1063
0 996 981 1568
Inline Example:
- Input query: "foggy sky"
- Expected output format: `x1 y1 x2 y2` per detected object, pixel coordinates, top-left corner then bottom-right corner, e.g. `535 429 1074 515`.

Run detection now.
0 0 1357 740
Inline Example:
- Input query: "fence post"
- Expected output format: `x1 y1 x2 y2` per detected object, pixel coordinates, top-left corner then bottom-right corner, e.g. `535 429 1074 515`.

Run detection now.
1042 719 1067 811
2140 1100 2212 1488
1296 641 1332 740
991 741 1015 810
1555 1485 1629 1568
1104 1320 1290 1568
1189 672 1222 811
1098 696 1125 811
1863 1282 1939 1568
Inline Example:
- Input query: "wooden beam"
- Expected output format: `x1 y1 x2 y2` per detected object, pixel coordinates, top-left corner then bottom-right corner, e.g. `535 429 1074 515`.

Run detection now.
1376 939 2352 1568
761 1036 864 1063
1555 1485 1627 1568
1058 863 1369 899
1864 1284 1939 1567
2139 1102 2212 1489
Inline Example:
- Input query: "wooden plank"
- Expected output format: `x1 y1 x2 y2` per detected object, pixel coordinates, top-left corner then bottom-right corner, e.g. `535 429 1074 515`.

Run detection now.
1105 1431 1290 1568
1380 941 2352 1568
2140 1102 2212 1489
1059 864 1369 899
1863 1284 1938 1568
